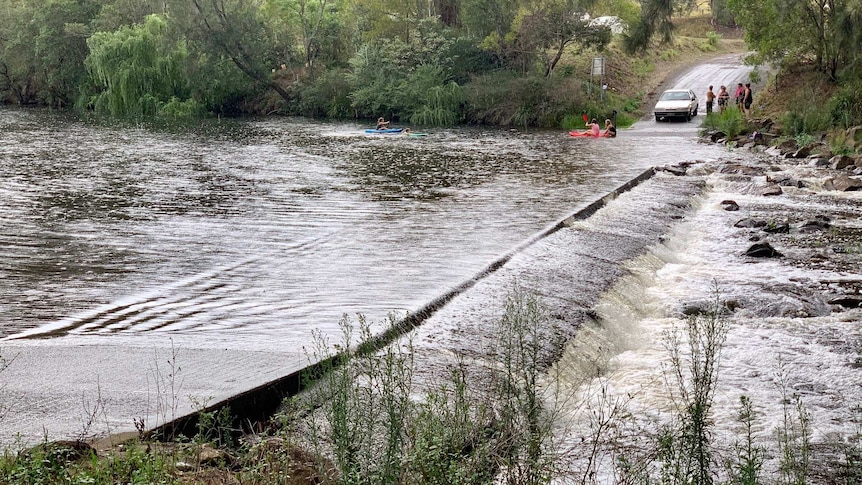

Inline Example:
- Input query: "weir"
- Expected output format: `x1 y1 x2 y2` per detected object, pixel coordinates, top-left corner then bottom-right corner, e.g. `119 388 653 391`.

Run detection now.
147 165 706 439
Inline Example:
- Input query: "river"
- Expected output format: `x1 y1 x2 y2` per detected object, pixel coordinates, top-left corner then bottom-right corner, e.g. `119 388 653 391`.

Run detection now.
0 55 753 447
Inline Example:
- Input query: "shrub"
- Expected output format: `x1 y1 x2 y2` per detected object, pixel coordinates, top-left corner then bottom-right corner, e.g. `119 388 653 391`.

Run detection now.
297 69 353 118
702 107 747 139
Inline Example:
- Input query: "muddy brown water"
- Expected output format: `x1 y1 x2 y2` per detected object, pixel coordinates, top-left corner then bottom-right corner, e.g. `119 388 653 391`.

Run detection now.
0 55 754 446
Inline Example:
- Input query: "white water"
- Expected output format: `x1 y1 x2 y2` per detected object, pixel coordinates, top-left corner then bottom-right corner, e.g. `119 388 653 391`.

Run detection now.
552 161 862 483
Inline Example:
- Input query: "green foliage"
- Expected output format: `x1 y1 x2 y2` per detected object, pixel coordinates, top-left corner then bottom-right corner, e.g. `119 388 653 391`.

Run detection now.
779 108 831 137
702 107 747 139
83 15 190 117
347 29 469 121
0 0 99 107
300 291 559 484
794 132 815 149
0 441 174 484
409 81 465 126
659 48 678 61
725 395 766 485
160 97 206 118
296 69 354 118
827 83 862 129
623 0 675 53
699 31 721 52
658 292 729 485
728 0 862 80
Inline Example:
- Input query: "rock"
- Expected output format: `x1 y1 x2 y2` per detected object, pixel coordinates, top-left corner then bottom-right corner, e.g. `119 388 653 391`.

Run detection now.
775 138 797 153
709 131 726 143
824 174 862 191
772 175 804 187
828 296 862 309
796 215 831 233
719 163 764 176
662 165 688 176
721 199 739 211
763 222 790 234
808 157 830 167
744 242 782 257
762 184 783 196
735 218 767 228
790 145 813 159
830 155 856 170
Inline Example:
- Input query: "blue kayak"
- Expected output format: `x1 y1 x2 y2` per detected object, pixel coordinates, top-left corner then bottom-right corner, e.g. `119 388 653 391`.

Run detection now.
365 128 404 134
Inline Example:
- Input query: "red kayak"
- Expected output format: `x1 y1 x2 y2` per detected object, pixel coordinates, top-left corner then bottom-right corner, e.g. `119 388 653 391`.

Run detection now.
569 131 600 138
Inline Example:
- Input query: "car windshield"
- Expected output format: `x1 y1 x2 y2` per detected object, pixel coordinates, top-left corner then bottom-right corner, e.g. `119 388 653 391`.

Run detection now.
660 91 691 101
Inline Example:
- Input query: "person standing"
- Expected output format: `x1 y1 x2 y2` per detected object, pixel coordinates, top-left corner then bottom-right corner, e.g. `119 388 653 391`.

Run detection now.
705 85 715 115
734 83 744 110
717 86 730 113
743 83 753 118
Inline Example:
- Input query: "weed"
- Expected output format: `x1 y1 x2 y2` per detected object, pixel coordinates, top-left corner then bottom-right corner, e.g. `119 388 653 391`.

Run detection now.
148 339 183 441
776 358 812 484
725 395 766 485
702 107 747 139
659 289 729 485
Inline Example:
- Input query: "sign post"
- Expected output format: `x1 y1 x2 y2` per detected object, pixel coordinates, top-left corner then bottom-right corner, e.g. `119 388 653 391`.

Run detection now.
590 56 605 98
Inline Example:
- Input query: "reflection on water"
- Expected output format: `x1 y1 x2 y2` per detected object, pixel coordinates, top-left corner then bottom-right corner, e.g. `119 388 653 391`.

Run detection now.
0 108 727 347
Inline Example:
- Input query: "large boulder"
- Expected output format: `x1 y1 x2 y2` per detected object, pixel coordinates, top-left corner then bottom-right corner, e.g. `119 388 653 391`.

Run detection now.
830 154 856 170
824 174 862 191
744 242 782 258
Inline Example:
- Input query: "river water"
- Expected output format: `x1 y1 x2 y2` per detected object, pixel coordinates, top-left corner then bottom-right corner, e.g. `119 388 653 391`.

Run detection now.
0 103 731 445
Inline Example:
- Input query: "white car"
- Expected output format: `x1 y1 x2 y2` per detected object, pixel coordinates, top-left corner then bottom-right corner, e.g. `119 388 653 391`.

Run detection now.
654 89 699 121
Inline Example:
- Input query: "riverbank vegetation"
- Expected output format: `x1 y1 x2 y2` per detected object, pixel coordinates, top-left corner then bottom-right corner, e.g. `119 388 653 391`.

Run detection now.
715 0 862 152
0 0 739 128
4 289 862 484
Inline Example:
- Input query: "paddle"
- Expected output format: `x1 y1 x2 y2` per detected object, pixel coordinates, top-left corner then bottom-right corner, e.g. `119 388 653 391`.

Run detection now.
582 114 588 123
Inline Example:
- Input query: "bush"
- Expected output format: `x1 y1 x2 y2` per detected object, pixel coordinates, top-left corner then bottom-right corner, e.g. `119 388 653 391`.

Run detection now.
296 70 353 118
702 107 747 139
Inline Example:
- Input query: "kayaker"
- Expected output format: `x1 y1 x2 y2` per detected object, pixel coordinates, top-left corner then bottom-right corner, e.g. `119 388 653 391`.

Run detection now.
602 119 617 138
376 117 390 130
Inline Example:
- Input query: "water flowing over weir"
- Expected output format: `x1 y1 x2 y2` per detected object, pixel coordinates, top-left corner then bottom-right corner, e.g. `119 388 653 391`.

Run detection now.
544 158 862 483
0 105 737 447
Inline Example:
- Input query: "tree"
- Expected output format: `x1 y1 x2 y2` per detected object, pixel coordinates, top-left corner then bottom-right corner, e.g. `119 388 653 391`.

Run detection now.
165 0 293 102
624 0 674 53
263 0 347 76
84 14 191 116
728 0 862 80
0 0 99 106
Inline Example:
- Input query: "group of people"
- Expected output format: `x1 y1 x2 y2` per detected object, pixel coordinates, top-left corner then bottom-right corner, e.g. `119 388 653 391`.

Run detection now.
705 82 753 117
576 118 617 138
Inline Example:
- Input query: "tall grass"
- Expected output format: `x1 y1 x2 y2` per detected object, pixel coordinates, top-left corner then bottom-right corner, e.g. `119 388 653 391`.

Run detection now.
298 292 560 484
658 294 729 485
702 107 748 140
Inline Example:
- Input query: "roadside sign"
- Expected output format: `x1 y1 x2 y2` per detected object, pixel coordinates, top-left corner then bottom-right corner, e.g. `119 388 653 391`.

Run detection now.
591 57 605 77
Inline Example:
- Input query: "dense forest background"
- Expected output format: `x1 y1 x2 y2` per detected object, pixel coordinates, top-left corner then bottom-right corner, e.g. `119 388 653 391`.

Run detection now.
1 0 861 130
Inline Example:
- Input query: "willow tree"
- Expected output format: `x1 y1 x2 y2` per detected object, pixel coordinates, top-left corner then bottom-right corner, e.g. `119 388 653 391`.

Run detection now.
85 14 191 116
